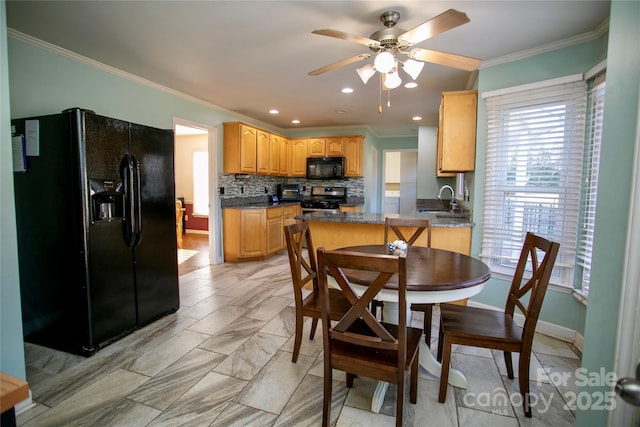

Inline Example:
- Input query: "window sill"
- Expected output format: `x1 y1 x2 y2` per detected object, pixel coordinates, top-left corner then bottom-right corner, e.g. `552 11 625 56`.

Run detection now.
572 290 588 306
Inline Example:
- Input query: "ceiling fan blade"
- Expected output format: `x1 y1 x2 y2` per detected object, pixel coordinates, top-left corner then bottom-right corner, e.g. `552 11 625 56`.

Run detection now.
408 48 481 71
308 54 371 76
312 29 381 49
398 9 470 46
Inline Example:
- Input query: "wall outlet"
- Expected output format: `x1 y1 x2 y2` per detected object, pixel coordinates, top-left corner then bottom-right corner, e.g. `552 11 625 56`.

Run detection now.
241 186 244 193
184 215 188 221
219 187 224 195
264 187 268 194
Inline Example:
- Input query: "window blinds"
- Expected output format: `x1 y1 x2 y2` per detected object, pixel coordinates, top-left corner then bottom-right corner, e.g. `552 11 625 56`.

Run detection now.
577 75 606 297
482 80 587 287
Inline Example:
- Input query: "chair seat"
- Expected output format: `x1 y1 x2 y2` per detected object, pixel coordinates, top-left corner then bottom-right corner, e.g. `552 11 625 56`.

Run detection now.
440 303 523 345
331 319 423 371
302 288 352 320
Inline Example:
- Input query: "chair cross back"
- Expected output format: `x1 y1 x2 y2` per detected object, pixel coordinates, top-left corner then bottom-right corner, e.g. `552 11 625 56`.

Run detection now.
505 233 560 333
326 258 399 349
285 222 317 293
384 217 432 247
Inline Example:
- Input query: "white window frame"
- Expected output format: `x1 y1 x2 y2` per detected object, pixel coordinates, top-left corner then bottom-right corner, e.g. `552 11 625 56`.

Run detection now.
481 76 588 289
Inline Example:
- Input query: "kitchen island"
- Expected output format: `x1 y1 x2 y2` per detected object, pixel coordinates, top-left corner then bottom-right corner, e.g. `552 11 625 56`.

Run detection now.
297 211 474 255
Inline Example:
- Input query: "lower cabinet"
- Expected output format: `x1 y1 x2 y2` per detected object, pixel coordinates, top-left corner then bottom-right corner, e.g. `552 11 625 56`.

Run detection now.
223 204 301 262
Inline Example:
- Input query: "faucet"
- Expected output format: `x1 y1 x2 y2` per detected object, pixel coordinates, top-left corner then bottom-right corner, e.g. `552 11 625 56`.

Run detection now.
437 185 457 212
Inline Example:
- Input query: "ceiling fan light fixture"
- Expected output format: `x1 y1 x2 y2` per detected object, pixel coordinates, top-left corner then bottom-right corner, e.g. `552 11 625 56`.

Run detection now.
384 70 402 89
374 51 395 73
356 64 376 84
402 59 424 80
405 82 418 88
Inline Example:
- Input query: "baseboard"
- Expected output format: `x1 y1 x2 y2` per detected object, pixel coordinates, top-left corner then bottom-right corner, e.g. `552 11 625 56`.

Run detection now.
184 230 208 235
466 300 583 353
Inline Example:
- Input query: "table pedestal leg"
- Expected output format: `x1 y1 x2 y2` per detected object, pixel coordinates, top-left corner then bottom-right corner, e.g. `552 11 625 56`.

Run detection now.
368 302 468 414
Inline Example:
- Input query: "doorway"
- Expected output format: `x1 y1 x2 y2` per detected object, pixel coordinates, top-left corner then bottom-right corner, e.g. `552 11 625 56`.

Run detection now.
383 150 417 214
173 119 220 268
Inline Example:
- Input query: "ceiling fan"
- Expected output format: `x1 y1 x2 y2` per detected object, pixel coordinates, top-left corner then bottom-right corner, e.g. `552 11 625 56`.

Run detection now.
308 9 482 78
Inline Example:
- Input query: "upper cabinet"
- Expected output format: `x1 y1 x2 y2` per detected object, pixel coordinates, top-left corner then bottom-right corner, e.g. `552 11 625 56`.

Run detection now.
437 90 478 175
343 136 363 177
223 122 363 177
223 122 257 174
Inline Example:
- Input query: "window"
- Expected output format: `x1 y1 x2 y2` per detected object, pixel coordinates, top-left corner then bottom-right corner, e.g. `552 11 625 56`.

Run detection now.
577 73 606 299
481 78 588 288
193 151 209 215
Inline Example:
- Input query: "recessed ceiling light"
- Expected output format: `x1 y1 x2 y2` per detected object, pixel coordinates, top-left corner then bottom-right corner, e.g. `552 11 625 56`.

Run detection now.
341 87 354 94
405 82 418 89
269 109 279 114
412 116 422 121
336 109 346 114
291 119 300 124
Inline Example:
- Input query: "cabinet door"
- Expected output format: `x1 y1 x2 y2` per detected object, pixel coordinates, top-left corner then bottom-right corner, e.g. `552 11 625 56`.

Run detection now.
307 138 326 157
343 136 363 177
283 204 300 227
256 130 270 174
326 137 343 156
268 133 281 175
436 125 456 177
291 139 307 176
439 91 477 172
279 138 291 176
239 209 265 257
266 207 284 254
239 124 257 173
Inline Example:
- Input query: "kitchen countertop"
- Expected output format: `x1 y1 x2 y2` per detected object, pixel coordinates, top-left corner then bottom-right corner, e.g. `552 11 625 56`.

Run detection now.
221 201 301 209
296 211 473 228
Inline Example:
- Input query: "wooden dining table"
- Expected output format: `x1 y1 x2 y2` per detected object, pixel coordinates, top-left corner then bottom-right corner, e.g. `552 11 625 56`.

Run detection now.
336 244 491 413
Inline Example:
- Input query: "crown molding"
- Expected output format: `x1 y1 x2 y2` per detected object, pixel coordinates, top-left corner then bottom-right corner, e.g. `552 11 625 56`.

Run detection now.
480 18 609 69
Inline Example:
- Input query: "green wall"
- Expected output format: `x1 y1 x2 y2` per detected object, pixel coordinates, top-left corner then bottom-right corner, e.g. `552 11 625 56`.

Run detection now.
0 2 26 380
576 1 640 425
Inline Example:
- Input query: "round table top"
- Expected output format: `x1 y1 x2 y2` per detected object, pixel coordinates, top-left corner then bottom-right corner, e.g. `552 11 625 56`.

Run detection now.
336 245 491 293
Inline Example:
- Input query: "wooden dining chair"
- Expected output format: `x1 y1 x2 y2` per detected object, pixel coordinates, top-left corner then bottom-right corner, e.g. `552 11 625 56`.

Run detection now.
284 222 351 363
316 247 422 427
383 217 434 345
436 232 560 417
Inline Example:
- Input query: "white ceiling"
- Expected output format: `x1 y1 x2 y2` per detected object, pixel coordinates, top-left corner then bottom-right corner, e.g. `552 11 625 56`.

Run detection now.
6 1 610 137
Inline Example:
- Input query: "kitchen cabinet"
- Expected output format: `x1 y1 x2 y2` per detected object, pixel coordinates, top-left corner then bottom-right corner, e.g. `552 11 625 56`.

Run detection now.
339 205 363 213
256 130 270 175
290 139 307 176
223 122 257 174
279 137 291 176
223 121 363 177
268 133 282 175
343 135 363 177
223 204 301 262
307 137 327 157
437 90 477 174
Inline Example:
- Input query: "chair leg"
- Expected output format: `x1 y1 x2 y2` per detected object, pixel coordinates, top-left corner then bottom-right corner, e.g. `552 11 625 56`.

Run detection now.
438 334 452 403
410 353 418 404
396 376 404 427
309 317 319 340
437 322 444 362
292 312 303 363
323 355 332 427
518 352 532 417
346 373 355 388
503 351 514 379
423 304 433 346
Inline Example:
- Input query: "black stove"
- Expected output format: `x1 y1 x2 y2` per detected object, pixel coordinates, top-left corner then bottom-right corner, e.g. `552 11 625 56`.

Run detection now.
301 186 346 213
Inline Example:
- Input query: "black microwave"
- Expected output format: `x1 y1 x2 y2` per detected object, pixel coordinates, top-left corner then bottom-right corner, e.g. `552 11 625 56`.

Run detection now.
306 157 344 180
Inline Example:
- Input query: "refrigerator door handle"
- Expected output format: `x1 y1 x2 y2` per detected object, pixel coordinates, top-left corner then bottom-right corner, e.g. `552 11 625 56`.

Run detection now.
132 155 143 246
120 154 136 247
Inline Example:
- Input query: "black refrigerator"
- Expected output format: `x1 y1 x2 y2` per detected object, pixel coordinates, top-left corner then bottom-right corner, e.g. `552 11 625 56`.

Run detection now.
12 108 180 356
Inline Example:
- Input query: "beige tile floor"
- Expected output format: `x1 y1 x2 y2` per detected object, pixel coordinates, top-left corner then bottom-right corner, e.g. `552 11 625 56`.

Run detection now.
17 243 581 426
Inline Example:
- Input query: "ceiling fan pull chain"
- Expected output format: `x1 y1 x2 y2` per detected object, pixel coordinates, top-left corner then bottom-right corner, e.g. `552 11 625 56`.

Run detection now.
378 74 383 113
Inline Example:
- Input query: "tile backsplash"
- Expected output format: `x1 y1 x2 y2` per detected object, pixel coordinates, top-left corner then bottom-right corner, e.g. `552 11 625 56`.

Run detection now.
217 174 364 203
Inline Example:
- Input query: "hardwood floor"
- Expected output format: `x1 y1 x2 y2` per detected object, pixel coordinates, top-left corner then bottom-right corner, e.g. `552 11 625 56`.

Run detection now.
178 233 210 275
